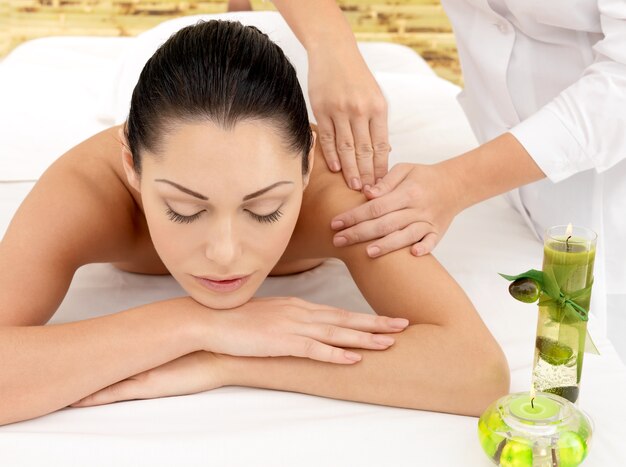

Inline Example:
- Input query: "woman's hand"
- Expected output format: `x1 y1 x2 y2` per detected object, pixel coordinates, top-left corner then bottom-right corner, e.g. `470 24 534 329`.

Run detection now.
202 296 409 365
69 351 223 407
330 162 463 258
308 44 390 191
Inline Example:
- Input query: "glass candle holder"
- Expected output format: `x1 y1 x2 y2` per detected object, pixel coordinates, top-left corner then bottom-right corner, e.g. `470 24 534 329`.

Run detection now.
531 225 597 403
478 391 593 467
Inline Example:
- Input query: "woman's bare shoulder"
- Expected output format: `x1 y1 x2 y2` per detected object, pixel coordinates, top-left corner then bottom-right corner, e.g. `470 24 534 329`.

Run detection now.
277 139 366 265
0 126 164 325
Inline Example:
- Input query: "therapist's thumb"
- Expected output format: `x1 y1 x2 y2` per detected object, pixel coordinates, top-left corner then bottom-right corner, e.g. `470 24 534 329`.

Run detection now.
364 163 410 200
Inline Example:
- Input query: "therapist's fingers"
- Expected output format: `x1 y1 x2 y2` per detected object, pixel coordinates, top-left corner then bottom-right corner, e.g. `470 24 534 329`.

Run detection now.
351 117 376 188
332 209 416 248
333 117 362 190
317 116 342 173
366 222 436 258
370 112 391 183
363 163 412 200
411 232 439 257
331 189 407 233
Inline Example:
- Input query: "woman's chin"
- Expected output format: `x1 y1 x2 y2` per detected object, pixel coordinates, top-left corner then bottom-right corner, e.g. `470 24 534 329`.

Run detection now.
185 289 253 310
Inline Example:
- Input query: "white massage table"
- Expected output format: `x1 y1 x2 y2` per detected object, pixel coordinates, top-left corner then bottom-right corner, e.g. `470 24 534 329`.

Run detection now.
1 12 625 466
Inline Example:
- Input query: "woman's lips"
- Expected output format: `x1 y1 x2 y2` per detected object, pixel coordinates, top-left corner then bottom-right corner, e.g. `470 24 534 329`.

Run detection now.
193 274 251 293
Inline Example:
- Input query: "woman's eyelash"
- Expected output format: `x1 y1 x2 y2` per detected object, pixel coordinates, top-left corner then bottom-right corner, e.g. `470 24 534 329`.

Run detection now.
165 206 283 224
247 209 283 224
165 207 203 224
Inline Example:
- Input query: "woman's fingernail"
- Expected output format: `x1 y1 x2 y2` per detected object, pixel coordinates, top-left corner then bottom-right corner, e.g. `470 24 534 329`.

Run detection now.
373 335 395 346
367 245 381 257
376 178 383 184
369 186 380 195
363 184 371 192
334 236 348 247
331 220 344 230
345 351 362 362
351 178 362 190
413 247 423 256
331 161 341 172
391 318 409 328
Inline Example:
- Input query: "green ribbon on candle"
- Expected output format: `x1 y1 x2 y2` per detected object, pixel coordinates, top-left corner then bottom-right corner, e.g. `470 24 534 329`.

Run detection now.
499 269 600 355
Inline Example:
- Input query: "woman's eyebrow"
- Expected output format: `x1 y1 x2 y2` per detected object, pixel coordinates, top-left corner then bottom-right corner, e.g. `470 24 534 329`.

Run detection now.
243 181 294 201
155 179 208 200
154 179 293 201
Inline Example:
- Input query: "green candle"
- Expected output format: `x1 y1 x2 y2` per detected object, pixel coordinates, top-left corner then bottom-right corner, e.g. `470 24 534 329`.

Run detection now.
532 225 597 404
509 394 560 421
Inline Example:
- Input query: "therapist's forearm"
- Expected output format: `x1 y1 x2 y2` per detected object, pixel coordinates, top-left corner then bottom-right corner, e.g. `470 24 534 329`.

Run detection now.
218 324 509 417
442 132 546 211
271 0 358 53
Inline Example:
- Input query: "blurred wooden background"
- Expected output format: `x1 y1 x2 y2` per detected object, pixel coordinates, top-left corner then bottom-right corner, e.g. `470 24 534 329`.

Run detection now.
0 0 461 84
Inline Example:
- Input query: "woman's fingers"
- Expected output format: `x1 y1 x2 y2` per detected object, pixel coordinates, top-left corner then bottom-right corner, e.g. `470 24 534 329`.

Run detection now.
204 297 409 363
293 338 364 364
71 378 141 407
306 306 409 332
298 323 397 351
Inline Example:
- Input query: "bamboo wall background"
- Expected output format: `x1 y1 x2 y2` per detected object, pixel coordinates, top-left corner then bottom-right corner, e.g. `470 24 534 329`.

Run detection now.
0 0 461 84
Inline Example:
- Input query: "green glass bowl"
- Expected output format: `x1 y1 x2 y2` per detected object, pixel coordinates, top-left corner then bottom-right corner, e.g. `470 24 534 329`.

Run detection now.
478 391 593 467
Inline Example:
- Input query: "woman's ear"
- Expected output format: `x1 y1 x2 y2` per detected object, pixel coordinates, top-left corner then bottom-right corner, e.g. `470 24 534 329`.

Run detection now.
119 127 141 192
303 130 317 190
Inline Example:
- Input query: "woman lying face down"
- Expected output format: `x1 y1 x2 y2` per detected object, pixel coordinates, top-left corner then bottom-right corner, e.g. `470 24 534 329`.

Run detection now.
0 20 509 425
121 21 315 311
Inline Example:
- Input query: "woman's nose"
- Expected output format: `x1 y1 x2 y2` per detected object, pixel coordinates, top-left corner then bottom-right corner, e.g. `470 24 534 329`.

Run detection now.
204 219 241 266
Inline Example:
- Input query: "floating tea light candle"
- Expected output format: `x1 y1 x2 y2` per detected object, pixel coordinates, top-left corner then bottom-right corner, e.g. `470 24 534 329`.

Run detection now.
478 392 592 467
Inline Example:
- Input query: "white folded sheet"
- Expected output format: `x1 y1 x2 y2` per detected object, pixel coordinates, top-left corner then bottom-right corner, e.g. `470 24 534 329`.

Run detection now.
1 12 625 466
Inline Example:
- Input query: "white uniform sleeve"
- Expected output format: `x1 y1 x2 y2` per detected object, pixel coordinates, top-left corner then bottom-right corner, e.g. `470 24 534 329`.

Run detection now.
510 0 626 183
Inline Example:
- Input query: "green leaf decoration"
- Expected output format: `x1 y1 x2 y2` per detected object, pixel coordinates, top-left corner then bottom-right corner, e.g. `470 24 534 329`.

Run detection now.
542 266 560 300
498 270 544 283
585 330 600 355
552 264 575 289
500 268 599 355
538 297 555 307
569 281 593 301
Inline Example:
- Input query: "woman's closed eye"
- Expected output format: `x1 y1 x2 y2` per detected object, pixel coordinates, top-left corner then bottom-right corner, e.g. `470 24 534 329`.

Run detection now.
165 206 284 224
165 206 203 224
245 208 283 224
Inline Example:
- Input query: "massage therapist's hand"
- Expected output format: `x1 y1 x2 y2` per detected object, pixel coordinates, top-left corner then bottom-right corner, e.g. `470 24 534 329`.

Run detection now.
308 44 390 190
69 351 223 407
203 296 409 365
331 162 462 257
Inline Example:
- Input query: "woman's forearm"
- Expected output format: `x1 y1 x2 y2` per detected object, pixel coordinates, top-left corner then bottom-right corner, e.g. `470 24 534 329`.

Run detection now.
0 297 203 426
219 324 510 417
